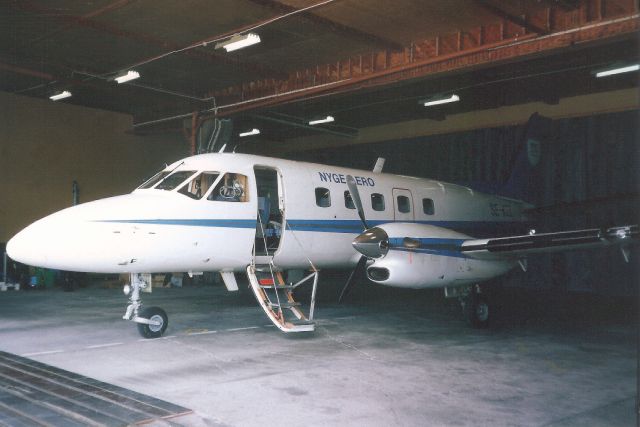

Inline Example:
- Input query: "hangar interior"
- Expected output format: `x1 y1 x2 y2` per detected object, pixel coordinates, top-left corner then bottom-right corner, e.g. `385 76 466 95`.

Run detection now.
0 0 638 426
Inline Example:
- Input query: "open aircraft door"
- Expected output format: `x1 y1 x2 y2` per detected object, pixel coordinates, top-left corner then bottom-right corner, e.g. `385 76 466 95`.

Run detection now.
392 188 414 221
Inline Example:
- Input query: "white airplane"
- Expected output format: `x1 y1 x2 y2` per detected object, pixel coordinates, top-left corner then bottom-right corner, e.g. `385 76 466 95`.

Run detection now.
7 123 637 337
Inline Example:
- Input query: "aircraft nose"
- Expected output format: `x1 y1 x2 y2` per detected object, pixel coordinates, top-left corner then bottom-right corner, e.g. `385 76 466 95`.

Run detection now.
6 200 119 272
6 230 23 263
352 227 389 258
7 216 56 267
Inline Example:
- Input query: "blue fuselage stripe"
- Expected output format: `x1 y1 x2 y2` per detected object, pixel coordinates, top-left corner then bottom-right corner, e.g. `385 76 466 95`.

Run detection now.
94 218 526 259
286 219 527 238
96 218 527 236
96 219 257 228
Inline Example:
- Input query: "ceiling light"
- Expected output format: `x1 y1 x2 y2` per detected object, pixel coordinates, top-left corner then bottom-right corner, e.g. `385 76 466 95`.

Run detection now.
239 128 260 137
114 70 140 84
216 33 261 52
422 94 460 107
308 115 335 125
595 64 639 78
49 91 72 101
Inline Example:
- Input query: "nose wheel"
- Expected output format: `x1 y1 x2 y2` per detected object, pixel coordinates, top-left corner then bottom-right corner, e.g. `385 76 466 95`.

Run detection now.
137 306 168 338
123 273 169 338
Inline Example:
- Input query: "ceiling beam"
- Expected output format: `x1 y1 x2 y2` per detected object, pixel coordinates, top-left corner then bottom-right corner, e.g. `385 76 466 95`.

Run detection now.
23 0 138 47
474 1 550 35
10 0 279 77
0 62 55 81
247 0 405 51
211 13 638 116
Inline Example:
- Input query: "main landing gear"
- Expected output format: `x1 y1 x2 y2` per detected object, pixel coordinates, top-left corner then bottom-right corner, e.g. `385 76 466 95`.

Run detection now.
462 286 490 328
445 284 490 328
123 273 168 338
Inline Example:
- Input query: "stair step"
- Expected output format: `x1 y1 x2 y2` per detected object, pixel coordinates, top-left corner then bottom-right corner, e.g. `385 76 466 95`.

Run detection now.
254 265 282 273
291 319 314 326
286 320 315 333
269 301 301 309
259 283 295 290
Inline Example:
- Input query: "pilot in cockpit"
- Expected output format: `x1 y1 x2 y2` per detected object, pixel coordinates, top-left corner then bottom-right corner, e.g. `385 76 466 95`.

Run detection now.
210 173 245 202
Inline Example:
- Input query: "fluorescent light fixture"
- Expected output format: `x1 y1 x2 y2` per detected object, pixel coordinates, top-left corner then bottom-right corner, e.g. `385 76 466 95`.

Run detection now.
49 90 72 101
595 64 639 78
308 115 335 125
422 94 460 107
216 33 261 52
239 128 260 137
114 70 140 84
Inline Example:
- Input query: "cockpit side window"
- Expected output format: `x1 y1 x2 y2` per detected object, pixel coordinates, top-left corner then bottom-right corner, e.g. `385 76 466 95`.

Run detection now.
154 171 197 190
138 170 170 189
178 172 220 199
208 172 249 202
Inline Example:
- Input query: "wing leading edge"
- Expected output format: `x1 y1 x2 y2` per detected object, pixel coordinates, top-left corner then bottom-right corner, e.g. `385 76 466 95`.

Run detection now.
460 225 638 260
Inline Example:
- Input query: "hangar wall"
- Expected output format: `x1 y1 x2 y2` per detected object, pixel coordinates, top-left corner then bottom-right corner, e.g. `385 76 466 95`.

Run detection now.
289 109 639 295
0 92 188 243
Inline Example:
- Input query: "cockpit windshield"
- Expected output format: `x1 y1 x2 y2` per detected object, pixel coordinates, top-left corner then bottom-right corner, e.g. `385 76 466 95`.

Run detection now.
138 170 170 189
178 172 220 199
154 171 197 190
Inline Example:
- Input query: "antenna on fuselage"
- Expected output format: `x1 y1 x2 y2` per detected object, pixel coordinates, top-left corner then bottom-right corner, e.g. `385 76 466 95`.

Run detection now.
373 157 385 173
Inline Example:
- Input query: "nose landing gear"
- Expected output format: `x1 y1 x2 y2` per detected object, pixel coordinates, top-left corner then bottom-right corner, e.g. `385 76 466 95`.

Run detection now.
123 273 169 338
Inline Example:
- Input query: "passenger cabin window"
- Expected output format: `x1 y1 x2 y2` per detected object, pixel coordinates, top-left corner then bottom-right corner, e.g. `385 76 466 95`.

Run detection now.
422 198 435 215
208 173 249 202
139 170 169 189
344 191 355 209
154 171 196 191
371 193 385 211
397 195 411 213
315 188 331 207
178 172 219 199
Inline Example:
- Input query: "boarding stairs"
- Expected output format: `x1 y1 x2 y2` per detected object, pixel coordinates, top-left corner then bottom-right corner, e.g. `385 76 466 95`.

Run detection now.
247 260 318 333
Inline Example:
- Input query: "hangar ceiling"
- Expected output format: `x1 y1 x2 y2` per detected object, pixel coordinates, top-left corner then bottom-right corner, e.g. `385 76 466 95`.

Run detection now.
1 0 638 151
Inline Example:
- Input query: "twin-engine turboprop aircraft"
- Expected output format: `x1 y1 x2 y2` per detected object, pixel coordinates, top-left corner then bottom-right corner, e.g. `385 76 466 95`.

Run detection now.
7 124 638 336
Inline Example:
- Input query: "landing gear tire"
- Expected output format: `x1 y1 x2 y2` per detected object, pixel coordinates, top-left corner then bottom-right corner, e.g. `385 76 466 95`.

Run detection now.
464 294 490 329
137 306 168 339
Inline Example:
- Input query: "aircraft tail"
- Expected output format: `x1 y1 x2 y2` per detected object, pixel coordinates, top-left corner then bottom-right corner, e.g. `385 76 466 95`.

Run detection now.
500 112 553 205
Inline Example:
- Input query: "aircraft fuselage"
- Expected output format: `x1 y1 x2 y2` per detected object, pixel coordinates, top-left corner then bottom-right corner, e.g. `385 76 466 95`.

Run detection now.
7 153 530 288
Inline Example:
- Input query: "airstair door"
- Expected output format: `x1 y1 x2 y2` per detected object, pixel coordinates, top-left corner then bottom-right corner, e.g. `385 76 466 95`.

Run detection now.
392 188 414 221
254 167 284 256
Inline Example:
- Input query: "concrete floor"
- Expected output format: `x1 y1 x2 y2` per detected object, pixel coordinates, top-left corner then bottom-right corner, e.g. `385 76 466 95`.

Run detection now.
0 277 636 427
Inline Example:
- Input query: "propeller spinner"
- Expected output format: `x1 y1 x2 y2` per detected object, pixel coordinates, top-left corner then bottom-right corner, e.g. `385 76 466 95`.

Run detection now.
352 227 389 259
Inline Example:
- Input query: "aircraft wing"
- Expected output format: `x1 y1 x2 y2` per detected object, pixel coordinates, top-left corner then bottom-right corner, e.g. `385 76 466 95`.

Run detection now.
460 225 638 260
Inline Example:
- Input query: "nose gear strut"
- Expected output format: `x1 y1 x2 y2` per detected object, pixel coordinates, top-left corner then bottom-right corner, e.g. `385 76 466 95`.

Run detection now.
123 273 168 338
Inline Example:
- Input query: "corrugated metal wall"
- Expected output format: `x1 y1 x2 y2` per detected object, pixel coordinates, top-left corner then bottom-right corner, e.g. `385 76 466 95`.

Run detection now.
290 110 639 295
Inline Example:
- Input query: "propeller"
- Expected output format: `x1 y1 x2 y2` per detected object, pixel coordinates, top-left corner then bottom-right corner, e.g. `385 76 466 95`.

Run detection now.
347 175 367 230
339 175 371 303
339 255 368 303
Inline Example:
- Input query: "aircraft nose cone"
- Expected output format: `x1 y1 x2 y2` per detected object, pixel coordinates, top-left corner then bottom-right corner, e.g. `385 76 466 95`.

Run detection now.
6 201 107 271
352 227 389 258
6 217 54 267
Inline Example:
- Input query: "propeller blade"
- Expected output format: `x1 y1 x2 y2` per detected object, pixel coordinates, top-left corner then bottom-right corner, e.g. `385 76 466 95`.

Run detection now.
339 255 368 303
346 175 367 230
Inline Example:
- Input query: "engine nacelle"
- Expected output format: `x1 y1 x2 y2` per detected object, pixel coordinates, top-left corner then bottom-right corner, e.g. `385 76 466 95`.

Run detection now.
361 223 515 289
